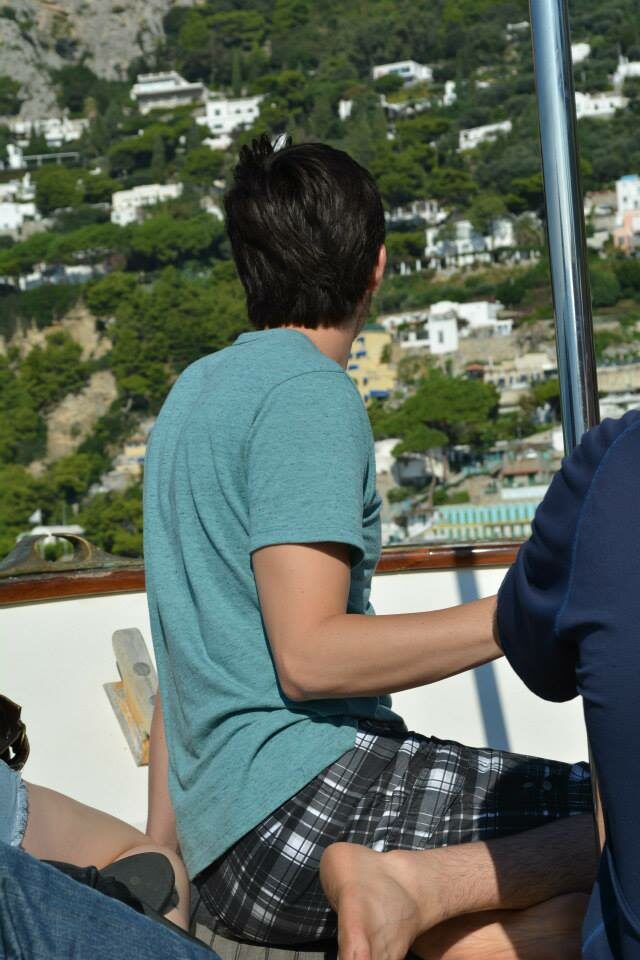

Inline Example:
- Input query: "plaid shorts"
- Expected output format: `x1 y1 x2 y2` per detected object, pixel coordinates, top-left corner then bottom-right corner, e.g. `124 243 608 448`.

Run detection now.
196 721 592 945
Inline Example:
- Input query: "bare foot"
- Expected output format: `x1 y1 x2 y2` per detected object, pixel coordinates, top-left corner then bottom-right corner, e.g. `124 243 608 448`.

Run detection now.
320 843 445 960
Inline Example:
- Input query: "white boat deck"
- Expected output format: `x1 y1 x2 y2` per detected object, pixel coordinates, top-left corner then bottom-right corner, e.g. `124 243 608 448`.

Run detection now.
1 561 587 831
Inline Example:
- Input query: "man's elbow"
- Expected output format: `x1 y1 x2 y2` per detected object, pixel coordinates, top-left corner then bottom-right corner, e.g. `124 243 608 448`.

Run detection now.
275 646 328 702
277 660 315 702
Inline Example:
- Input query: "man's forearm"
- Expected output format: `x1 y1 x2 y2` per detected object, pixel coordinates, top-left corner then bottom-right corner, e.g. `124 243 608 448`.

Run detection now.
146 694 179 851
281 595 501 701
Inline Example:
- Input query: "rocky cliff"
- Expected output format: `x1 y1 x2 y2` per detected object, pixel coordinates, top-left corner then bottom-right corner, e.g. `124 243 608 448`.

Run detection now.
1 0 197 117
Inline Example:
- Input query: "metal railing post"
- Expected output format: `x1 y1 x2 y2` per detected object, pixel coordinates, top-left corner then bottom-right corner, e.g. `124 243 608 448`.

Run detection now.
529 0 600 448
529 0 604 850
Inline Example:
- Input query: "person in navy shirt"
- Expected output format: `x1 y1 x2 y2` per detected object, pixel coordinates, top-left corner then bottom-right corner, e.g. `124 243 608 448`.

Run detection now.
498 410 640 958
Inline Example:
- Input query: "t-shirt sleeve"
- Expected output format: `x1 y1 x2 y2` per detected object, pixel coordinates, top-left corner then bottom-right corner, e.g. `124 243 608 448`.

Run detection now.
247 371 369 563
497 411 640 702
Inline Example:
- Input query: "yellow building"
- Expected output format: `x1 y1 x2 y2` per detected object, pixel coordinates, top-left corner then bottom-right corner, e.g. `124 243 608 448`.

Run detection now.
347 323 396 403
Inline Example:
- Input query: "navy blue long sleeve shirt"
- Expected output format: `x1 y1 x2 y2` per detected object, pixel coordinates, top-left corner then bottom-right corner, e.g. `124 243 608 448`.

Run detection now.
498 410 640 957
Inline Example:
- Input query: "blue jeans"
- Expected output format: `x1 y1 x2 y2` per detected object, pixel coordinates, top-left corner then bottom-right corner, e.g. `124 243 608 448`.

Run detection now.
0 841 216 959
0 762 27 848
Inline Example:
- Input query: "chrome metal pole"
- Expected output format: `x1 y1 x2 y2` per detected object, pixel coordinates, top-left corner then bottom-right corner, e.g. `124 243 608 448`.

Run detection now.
529 0 600 451
529 0 604 851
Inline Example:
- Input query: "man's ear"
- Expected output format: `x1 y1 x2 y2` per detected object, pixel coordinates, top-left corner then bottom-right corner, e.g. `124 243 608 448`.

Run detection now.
370 244 387 293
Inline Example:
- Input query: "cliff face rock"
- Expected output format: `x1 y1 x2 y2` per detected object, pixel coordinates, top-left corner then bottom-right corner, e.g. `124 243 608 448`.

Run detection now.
0 4 60 117
46 369 118 460
4 302 116 461
1 0 197 117
8 303 112 360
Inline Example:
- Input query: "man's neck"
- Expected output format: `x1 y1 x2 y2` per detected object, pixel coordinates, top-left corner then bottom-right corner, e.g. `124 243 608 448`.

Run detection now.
287 321 359 369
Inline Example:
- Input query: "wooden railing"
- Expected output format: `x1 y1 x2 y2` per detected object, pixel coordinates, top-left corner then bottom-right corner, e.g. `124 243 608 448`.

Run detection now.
0 542 521 606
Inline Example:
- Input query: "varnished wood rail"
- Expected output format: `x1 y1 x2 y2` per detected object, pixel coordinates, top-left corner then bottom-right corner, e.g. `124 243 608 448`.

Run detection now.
0 542 521 606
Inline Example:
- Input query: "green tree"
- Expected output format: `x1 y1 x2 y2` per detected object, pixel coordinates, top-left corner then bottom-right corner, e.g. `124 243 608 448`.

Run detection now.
589 263 621 308
613 257 640 297
467 192 507 235
81 173 120 205
34 167 83 216
20 331 89 410
392 424 448 457
373 73 405 96
427 167 478 206
0 233 53 279
85 272 137 318
0 75 22 115
78 483 143 557
182 146 226 185
51 222 126 265
127 214 225 270
385 231 426 268
150 135 167 182
0 466 45 558
376 154 428 208
521 377 561 420
47 453 103 505
385 370 499 452
232 48 243 96
0 284 82 340
0 357 45 465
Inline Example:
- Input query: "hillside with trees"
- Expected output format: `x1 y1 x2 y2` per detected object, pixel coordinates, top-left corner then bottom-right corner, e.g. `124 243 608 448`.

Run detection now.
2 0 640 556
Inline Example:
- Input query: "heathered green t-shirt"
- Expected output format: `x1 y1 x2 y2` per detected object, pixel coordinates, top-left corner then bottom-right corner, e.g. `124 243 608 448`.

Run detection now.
144 328 404 879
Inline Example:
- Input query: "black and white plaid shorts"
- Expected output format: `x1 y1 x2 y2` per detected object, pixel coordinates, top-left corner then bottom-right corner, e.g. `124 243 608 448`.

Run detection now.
196 721 592 945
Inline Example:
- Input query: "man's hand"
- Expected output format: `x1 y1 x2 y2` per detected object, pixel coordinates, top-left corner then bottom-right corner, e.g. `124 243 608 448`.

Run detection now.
252 542 502 702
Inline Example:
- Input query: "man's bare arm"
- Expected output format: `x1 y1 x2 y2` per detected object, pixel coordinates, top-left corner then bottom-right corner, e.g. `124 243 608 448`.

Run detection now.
146 692 179 851
252 542 501 702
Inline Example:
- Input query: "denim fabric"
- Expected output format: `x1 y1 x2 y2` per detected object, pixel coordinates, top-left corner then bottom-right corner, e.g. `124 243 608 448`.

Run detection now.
0 760 27 847
0 841 216 959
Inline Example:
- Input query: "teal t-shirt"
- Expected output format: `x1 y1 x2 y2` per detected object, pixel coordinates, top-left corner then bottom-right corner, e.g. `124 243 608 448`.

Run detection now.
144 328 404 879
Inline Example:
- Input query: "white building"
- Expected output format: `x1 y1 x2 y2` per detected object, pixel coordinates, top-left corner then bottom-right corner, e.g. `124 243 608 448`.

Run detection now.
443 80 457 107
385 198 447 229
0 173 35 204
485 217 516 251
17 262 107 292
430 299 513 338
391 309 459 355
613 55 640 90
202 134 233 151
428 313 459 354
425 220 488 268
571 42 591 65
197 94 263 137
6 144 25 171
378 310 429 333
458 120 512 151
506 20 529 36
574 91 628 119
110 183 183 227
8 116 88 149
200 196 223 220
338 99 353 121
0 201 38 234
483 352 557 390
0 173 39 235
372 60 433 85
616 174 640 222
130 72 206 114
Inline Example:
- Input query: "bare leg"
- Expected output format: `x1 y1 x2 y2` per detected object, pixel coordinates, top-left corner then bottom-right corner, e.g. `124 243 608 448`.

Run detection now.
413 895 588 960
22 782 190 929
320 815 596 960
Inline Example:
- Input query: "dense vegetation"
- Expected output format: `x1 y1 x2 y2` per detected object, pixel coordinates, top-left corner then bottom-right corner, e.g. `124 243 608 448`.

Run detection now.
2 0 640 557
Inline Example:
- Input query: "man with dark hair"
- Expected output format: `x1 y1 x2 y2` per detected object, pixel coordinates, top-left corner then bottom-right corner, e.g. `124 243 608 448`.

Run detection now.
144 135 596 960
